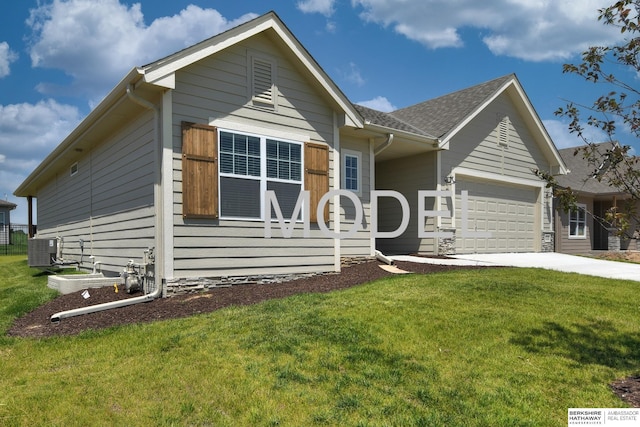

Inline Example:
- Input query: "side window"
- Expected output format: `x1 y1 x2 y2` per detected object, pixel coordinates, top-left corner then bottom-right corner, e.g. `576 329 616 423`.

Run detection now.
342 150 362 196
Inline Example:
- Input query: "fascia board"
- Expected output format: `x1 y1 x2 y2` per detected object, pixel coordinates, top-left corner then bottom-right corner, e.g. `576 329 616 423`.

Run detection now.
440 78 568 175
141 14 363 128
439 80 510 148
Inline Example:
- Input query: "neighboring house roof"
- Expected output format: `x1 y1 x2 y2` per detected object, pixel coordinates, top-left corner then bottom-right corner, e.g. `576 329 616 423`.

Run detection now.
15 11 363 197
0 200 17 210
556 142 629 196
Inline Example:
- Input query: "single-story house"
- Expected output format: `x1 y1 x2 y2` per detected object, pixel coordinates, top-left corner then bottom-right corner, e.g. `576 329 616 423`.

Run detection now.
0 200 17 245
555 142 640 253
14 11 567 295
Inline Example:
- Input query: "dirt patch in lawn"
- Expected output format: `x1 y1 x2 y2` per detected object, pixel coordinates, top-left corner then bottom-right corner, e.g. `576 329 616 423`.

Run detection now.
7 259 639 407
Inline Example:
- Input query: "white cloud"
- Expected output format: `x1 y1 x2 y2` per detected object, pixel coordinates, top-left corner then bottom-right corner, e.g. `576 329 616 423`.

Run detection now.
26 0 257 98
0 99 82 167
351 0 620 61
0 99 82 223
0 42 18 78
357 96 397 112
297 0 336 16
543 118 610 149
341 62 365 87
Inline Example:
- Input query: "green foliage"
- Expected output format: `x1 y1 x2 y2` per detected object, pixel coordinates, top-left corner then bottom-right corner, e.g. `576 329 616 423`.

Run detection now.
0 261 638 425
538 1 640 236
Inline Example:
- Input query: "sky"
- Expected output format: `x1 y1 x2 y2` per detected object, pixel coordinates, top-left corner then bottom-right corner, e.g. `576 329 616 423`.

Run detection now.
0 0 636 224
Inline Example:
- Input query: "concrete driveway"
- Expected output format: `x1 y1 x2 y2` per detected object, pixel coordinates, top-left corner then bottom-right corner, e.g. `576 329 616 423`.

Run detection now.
451 252 640 282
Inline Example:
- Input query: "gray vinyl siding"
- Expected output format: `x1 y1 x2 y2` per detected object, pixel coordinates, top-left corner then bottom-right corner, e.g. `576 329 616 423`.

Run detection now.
171 32 340 278
442 93 550 184
35 111 156 274
340 137 373 258
375 152 437 255
555 196 593 254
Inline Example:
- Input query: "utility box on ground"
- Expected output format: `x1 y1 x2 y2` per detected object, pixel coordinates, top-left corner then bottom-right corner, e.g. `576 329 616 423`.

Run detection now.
28 238 57 268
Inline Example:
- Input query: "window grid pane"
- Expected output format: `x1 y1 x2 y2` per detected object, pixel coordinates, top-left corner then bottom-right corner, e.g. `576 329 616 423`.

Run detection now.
220 132 261 177
345 154 358 191
266 139 301 182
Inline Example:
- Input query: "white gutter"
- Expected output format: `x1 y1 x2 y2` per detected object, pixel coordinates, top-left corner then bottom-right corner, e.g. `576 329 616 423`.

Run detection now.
373 133 394 156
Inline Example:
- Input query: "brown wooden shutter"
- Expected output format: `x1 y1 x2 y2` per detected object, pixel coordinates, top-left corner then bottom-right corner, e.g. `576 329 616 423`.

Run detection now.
305 142 329 223
182 122 218 219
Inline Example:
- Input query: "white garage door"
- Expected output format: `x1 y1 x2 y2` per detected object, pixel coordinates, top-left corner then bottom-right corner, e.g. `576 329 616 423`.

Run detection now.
455 180 538 253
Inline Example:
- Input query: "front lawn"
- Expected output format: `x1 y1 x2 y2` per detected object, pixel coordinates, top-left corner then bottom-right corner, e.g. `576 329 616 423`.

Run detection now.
0 256 638 426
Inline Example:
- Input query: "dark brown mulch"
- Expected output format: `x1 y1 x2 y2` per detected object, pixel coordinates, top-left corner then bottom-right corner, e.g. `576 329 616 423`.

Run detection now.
610 376 640 408
8 260 475 339
7 259 639 407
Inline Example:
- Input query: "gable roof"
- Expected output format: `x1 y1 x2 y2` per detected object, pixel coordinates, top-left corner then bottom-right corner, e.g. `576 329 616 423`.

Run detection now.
356 74 567 173
391 74 514 140
15 11 363 197
556 142 628 196
140 11 362 128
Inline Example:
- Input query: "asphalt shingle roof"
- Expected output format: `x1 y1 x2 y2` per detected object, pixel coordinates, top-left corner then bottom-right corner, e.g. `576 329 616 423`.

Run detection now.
389 74 515 138
555 142 625 195
352 104 435 138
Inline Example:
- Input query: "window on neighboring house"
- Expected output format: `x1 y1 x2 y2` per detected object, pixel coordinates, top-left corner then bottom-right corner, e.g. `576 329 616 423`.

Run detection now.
182 122 328 222
569 203 587 238
0 212 5 227
249 52 277 109
70 162 78 176
342 150 362 195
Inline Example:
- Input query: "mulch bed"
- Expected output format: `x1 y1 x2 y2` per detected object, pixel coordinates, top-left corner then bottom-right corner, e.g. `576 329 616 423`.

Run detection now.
7 259 639 407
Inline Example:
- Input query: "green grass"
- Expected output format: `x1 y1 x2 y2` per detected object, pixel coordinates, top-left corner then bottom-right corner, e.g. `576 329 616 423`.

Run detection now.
1 257 638 426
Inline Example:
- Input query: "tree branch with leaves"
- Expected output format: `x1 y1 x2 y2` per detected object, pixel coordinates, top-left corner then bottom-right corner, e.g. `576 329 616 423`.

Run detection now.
536 0 640 237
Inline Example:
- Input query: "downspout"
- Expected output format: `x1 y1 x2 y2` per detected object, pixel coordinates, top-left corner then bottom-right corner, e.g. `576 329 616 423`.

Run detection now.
374 133 394 156
50 84 163 324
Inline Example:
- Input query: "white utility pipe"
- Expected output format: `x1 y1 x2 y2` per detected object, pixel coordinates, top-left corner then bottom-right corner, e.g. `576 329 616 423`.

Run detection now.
375 250 394 265
50 284 161 324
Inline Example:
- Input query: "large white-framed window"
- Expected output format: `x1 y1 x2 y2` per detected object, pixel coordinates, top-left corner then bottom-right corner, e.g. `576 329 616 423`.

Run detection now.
218 129 303 221
569 203 587 239
342 149 362 196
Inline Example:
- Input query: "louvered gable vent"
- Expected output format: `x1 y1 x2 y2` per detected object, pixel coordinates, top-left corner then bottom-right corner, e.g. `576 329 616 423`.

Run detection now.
251 56 275 106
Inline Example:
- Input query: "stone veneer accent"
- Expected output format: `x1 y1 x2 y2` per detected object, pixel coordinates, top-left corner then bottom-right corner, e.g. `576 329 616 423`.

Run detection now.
541 231 555 252
438 228 457 255
165 257 374 296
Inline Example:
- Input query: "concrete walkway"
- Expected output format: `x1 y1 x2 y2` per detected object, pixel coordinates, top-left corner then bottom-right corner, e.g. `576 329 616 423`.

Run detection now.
390 252 640 282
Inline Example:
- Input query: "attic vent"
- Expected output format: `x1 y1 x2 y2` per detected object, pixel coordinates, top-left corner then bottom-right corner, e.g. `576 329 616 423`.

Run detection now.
498 115 509 147
250 54 276 108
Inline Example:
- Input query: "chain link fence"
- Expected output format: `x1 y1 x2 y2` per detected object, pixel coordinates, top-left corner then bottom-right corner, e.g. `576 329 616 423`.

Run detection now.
0 224 29 256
